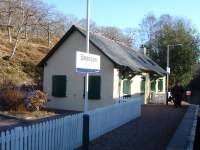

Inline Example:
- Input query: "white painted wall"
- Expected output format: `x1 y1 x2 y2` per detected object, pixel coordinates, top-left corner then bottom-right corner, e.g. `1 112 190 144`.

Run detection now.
151 76 167 104
43 31 114 111
113 68 120 99
119 75 144 97
130 75 143 95
112 72 145 103
144 73 151 104
42 30 165 110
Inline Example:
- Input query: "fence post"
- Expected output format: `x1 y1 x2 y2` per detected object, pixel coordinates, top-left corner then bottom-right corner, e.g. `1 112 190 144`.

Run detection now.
82 114 90 150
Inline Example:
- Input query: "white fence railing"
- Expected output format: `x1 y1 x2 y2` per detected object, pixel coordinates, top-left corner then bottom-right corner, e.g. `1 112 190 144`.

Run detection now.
88 98 141 140
150 92 166 104
0 113 83 150
0 98 141 150
116 95 144 104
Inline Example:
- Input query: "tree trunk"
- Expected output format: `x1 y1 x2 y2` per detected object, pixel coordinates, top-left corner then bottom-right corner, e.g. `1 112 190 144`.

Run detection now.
9 19 25 59
9 1 25 59
47 24 50 47
10 38 19 59
25 25 27 39
7 12 12 43
8 26 12 43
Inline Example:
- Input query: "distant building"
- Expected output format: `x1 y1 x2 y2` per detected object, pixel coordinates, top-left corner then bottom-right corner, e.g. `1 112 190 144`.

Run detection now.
38 25 166 111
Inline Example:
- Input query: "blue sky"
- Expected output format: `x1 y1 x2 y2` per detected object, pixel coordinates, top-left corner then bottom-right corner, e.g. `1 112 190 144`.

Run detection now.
44 0 200 31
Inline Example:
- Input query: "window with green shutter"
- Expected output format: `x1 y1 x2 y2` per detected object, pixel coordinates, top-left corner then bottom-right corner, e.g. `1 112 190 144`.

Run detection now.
123 79 131 95
52 75 67 97
151 80 156 92
158 79 163 92
88 76 101 100
141 78 145 93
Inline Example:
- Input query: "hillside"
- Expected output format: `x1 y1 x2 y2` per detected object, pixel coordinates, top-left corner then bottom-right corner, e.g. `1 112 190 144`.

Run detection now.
0 32 50 85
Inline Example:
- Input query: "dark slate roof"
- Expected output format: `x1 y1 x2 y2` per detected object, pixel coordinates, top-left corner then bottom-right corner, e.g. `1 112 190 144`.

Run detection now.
38 25 166 75
123 45 167 75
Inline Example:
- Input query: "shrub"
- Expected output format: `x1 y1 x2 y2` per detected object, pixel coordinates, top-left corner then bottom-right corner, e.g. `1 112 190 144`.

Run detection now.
0 80 25 111
0 79 47 112
26 90 47 111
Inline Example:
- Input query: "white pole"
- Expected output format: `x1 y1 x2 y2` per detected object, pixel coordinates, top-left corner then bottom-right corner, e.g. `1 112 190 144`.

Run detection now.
84 0 90 112
166 45 169 105
166 44 182 105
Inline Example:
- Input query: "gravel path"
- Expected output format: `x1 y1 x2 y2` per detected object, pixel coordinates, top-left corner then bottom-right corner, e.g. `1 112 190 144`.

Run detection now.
83 105 187 150
0 116 20 129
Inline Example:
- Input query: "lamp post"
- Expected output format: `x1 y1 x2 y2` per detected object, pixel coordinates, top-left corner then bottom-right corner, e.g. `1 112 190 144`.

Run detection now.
166 44 182 105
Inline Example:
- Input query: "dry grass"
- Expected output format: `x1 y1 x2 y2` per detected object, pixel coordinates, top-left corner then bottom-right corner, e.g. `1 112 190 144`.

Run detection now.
0 110 56 120
0 31 50 85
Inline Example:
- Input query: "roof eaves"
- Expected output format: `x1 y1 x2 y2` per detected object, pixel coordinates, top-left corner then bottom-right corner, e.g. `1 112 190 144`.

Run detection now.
37 25 77 67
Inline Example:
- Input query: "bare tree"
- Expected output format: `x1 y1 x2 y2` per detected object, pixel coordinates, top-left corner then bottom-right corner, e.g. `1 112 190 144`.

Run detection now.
0 0 18 43
138 13 157 44
0 0 135 59
10 0 40 58
124 28 136 47
78 18 98 32
98 26 134 47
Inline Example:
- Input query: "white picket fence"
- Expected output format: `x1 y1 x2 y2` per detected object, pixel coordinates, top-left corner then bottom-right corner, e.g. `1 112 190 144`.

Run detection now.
0 113 83 150
0 98 141 150
151 92 166 104
116 95 144 104
88 98 141 140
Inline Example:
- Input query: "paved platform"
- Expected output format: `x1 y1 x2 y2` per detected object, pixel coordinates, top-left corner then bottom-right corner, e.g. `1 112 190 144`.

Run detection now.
193 108 200 150
167 105 198 150
83 105 188 150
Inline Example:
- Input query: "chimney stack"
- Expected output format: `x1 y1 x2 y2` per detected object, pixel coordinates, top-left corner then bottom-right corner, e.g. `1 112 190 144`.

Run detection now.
140 44 146 55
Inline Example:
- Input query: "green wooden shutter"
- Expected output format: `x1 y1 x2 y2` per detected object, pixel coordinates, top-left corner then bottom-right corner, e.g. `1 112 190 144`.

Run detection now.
88 76 101 99
141 78 145 93
158 79 163 92
123 79 131 95
151 80 156 92
52 75 67 97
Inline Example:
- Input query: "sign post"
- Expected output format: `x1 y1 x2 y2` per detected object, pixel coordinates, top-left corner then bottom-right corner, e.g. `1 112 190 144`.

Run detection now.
75 0 100 112
80 1 100 149
84 0 90 113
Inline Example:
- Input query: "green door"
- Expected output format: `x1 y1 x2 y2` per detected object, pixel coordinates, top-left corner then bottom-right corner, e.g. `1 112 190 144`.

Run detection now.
123 79 131 95
151 80 156 92
141 78 145 93
158 79 163 92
